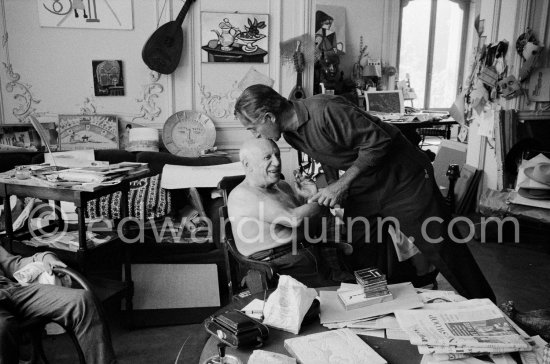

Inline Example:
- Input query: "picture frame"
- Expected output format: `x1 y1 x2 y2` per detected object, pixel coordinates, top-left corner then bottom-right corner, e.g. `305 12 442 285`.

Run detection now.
92 60 125 97
315 5 346 55
364 91 405 114
201 12 269 63
37 0 133 30
58 114 119 151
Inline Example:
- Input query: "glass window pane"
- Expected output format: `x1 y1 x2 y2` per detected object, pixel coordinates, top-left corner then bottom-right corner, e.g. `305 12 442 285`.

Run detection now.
399 0 431 108
429 1 464 108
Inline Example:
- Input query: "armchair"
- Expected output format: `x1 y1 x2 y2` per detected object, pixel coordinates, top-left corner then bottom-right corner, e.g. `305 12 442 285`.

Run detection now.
218 176 278 297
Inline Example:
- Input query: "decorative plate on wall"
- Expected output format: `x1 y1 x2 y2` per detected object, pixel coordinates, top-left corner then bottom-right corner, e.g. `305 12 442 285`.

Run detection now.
162 111 216 157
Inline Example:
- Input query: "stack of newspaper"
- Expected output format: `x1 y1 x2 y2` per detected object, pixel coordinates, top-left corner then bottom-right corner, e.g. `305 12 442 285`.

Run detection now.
395 299 536 362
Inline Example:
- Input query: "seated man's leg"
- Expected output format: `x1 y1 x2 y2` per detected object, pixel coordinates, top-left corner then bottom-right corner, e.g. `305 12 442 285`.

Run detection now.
270 245 328 286
9 284 116 364
0 307 20 364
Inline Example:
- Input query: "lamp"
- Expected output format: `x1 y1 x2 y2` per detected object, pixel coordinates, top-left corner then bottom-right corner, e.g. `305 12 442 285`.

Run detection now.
363 65 381 90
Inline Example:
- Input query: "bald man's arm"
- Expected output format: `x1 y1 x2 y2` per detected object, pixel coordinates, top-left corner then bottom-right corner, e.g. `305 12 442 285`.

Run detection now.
228 185 321 228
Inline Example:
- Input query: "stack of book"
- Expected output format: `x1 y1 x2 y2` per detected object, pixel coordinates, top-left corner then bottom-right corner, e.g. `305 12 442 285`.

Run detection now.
337 268 393 310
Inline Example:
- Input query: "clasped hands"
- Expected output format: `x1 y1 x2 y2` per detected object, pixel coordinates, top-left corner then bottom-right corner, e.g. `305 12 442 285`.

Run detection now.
294 170 346 208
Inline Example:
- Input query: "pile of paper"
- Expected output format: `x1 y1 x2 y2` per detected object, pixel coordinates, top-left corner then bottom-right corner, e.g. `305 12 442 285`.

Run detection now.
395 299 539 362
22 230 114 251
320 282 423 339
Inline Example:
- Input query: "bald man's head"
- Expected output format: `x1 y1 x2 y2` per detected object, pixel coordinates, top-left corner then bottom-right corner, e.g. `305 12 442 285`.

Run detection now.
239 138 281 188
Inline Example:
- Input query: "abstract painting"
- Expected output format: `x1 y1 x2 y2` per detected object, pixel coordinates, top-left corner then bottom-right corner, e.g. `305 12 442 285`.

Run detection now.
37 0 133 30
92 60 125 97
58 114 119 151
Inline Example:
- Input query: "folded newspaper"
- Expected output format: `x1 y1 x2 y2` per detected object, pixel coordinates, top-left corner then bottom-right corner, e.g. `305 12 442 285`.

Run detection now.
395 299 533 355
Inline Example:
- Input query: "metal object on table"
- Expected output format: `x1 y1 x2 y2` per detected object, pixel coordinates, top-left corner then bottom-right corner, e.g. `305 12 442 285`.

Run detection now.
202 343 243 364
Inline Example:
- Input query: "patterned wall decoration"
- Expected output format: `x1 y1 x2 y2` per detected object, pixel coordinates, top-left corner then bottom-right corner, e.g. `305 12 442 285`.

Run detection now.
198 81 241 120
1 0 40 122
133 71 164 123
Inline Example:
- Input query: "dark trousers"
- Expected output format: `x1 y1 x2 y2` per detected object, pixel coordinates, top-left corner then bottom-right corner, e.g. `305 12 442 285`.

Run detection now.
250 244 329 287
344 141 495 301
0 284 116 364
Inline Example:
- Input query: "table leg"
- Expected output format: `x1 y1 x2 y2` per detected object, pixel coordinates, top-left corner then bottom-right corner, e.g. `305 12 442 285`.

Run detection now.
75 204 87 274
2 185 14 251
119 183 134 326
53 200 65 232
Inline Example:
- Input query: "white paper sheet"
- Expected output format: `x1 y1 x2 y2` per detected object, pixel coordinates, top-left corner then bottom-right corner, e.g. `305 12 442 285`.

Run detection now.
160 162 244 189
240 298 265 320
477 108 495 138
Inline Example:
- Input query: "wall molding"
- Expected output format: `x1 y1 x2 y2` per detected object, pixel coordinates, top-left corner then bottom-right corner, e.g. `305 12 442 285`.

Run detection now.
198 81 240 119
382 0 400 90
0 0 40 123
133 71 165 122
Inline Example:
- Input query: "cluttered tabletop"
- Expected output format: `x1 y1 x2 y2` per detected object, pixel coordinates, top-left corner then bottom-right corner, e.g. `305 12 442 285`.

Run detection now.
200 270 547 364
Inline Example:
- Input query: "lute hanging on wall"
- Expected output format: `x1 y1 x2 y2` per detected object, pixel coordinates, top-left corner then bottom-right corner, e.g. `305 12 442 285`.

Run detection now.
289 41 307 101
142 0 196 75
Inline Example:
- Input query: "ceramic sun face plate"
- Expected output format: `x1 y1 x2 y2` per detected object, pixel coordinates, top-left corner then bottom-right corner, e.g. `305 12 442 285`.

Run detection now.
162 111 216 157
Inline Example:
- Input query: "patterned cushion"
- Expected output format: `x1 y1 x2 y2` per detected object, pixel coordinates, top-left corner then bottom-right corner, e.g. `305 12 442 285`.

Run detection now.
85 174 171 220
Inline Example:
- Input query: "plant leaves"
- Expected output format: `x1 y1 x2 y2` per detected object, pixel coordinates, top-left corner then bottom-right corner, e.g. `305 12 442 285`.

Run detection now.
257 21 266 28
248 18 252 26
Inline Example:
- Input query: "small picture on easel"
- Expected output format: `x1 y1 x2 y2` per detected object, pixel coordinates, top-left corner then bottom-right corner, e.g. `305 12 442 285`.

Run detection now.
92 60 125 96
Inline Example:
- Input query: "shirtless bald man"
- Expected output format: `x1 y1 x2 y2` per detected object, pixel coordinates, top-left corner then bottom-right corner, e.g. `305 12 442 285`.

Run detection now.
228 138 328 285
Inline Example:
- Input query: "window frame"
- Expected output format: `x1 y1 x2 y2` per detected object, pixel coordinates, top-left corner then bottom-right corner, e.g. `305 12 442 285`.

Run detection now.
397 0 471 110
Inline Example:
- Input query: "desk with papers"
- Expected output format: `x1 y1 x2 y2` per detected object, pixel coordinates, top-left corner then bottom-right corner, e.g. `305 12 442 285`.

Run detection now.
200 283 548 364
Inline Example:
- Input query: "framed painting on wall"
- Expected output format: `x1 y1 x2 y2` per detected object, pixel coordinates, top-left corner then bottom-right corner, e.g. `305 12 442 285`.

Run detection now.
58 114 119 151
201 12 269 63
37 0 133 30
92 60 125 96
315 5 346 55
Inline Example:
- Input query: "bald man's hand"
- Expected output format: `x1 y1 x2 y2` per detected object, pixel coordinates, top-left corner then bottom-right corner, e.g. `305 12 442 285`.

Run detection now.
308 180 347 208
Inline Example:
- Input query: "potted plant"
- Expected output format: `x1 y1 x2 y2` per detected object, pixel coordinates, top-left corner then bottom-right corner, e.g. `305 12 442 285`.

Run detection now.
235 17 266 53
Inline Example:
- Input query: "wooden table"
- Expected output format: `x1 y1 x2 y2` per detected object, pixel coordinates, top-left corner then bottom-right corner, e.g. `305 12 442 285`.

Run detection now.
388 118 458 140
201 44 268 63
199 288 422 364
0 170 150 323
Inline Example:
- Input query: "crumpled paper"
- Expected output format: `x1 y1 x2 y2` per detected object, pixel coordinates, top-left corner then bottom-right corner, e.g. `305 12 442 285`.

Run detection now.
14 262 70 287
262 275 317 334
